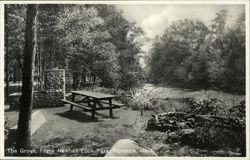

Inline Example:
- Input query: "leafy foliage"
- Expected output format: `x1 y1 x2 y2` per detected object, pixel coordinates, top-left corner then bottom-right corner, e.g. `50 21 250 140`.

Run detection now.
128 88 158 113
148 10 245 93
5 4 145 91
227 100 245 120
5 4 26 82
95 5 146 90
149 19 209 86
56 5 119 89
147 99 246 154
187 98 229 116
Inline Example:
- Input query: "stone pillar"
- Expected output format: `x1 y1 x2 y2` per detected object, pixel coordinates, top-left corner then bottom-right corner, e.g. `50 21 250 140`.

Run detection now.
33 69 65 107
44 69 65 99
34 69 65 107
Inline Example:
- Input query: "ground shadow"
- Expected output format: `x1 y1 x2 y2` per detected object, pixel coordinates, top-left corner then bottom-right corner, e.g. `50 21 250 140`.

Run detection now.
5 128 16 149
55 111 104 123
95 112 120 119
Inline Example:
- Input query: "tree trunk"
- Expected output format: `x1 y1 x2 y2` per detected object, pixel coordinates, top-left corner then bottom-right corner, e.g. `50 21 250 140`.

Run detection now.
42 40 46 89
92 76 96 91
72 72 79 90
4 7 9 103
140 108 144 116
14 63 17 83
18 66 21 82
38 32 42 90
16 4 38 153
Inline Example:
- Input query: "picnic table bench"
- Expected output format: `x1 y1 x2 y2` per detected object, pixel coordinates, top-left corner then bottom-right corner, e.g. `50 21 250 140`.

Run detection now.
61 90 124 119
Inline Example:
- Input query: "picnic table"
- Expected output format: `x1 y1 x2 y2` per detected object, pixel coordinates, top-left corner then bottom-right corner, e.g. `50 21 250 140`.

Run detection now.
61 90 124 119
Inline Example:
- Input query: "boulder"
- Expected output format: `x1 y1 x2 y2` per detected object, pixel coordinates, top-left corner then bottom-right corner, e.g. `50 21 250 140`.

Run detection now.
105 139 157 157
10 110 46 135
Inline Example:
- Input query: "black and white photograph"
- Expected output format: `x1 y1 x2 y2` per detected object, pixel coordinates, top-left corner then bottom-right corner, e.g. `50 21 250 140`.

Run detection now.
1 0 249 158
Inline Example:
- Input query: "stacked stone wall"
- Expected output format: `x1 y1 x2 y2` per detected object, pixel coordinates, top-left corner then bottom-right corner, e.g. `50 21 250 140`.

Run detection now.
5 82 39 95
9 69 65 109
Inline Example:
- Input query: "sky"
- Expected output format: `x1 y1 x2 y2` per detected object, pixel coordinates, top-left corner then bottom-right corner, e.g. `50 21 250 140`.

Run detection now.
117 4 245 39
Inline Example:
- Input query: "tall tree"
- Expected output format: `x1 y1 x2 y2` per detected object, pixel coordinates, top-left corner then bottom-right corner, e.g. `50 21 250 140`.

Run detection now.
149 19 209 87
16 4 38 152
206 9 228 88
207 9 245 93
57 5 119 90
36 4 64 89
4 5 26 83
148 9 245 93
4 5 10 103
222 12 245 93
95 5 146 90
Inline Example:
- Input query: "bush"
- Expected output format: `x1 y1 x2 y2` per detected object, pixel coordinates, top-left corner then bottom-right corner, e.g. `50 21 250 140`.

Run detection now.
188 116 245 152
187 98 229 116
125 88 159 115
147 111 245 154
227 100 245 120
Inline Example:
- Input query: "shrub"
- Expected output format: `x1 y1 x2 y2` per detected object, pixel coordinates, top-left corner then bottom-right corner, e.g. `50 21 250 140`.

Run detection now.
188 116 245 153
115 90 131 104
187 98 229 116
227 100 245 120
126 88 159 115
147 110 245 155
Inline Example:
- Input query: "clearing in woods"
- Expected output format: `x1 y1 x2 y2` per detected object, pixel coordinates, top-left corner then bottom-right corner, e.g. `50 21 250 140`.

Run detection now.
5 84 244 156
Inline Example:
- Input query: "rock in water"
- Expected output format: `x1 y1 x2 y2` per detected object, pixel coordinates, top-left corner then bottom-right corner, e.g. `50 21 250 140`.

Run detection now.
105 139 157 157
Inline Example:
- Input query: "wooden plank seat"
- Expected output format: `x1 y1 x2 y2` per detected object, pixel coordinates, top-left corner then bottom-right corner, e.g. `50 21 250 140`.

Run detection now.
61 99 124 118
100 100 125 107
62 99 123 109
61 99 92 111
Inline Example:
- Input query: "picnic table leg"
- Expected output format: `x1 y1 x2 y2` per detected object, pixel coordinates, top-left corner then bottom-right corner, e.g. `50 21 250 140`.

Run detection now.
91 99 97 119
91 110 96 119
87 97 90 107
70 93 75 111
109 99 113 118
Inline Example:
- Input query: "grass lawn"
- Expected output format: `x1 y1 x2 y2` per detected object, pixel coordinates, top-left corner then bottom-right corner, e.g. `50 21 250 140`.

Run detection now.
5 106 155 156
4 84 245 157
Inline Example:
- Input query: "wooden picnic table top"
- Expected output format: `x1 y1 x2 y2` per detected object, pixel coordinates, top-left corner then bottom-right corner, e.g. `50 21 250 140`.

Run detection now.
71 90 117 99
